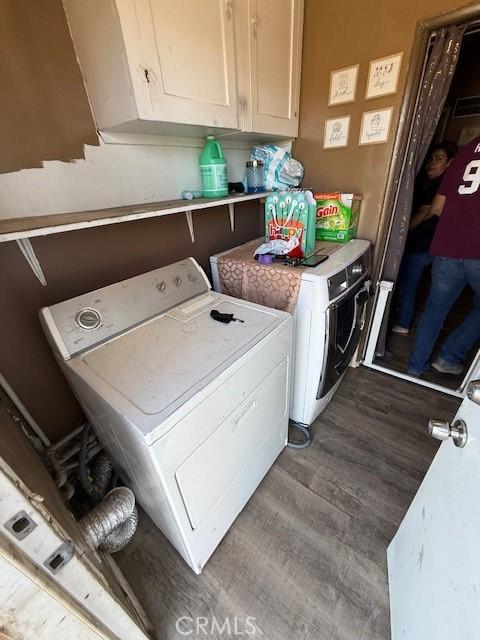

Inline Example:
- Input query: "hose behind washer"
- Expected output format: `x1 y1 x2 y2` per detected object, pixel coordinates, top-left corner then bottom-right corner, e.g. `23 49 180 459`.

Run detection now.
287 421 312 449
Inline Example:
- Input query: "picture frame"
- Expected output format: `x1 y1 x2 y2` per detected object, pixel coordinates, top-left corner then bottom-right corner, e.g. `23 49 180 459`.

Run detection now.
366 53 403 99
359 108 393 145
324 116 351 149
452 95 480 118
328 65 359 105
459 126 480 146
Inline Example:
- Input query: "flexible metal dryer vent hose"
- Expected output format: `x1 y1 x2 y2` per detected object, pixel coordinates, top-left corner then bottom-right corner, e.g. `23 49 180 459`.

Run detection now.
79 424 114 503
79 487 138 554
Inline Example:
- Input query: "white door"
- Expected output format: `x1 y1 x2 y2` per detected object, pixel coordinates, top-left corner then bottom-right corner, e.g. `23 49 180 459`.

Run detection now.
132 0 239 129
247 0 304 137
388 379 480 639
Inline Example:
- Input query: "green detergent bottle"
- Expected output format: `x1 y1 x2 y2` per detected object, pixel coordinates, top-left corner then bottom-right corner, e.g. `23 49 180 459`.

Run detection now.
199 136 228 198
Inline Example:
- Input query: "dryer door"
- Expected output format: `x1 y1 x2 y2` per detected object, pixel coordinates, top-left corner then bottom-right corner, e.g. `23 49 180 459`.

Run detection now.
175 358 288 530
317 279 370 399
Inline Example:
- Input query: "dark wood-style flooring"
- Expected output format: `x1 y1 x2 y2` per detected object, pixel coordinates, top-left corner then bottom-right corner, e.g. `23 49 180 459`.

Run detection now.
116 367 460 640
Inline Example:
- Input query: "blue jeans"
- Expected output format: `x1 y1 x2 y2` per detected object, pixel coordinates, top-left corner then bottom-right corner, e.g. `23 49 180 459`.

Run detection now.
408 257 480 375
395 252 433 328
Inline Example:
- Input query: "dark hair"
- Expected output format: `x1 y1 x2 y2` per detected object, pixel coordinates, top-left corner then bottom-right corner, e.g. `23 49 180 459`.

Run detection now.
431 140 458 160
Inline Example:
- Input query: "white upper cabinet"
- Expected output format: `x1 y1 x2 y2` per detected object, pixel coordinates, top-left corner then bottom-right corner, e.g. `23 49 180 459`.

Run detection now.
236 0 304 138
125 0 239 129
63 0 303 139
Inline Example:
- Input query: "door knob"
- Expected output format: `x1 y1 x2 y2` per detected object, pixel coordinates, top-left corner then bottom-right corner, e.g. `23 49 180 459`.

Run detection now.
428 419 468 448
467 380 480 406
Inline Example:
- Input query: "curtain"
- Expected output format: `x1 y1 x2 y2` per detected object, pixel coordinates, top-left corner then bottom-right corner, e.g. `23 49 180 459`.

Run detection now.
375 25 465 358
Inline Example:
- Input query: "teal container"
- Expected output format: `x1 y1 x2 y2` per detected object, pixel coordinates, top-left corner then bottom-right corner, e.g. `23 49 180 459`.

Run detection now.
199 136 228 198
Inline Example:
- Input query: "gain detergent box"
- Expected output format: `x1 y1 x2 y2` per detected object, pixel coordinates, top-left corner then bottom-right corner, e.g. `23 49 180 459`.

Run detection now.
314 193 362 242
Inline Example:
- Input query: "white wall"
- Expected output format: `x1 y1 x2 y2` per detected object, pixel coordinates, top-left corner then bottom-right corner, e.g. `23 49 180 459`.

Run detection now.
0 137 252 218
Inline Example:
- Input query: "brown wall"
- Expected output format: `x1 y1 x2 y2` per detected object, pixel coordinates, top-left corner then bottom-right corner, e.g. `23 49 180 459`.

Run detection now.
2 0 473 444
0 204 263 442
293 0 466 248
0 0 261 445
0 0 97 174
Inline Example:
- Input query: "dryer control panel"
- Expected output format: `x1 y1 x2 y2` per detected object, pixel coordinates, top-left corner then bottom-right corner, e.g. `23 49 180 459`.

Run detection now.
40 258 210 359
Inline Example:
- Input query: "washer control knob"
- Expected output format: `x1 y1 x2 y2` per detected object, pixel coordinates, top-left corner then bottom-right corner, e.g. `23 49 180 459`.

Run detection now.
156 281 167 292
173 276 182 288
76 308 101 330
188 272 197 283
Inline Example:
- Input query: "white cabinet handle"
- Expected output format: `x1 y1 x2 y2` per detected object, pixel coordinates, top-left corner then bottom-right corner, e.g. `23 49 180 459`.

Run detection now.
250 16 258 38
142 67 157 86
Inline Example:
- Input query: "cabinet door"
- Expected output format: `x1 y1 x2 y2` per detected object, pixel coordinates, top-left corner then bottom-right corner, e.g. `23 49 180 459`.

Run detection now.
128 0 239 129
248 0 304 137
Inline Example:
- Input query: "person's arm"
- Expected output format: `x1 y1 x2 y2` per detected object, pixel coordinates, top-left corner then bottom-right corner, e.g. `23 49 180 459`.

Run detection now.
429 194 446 217
409 194 446 230
409 204 431 230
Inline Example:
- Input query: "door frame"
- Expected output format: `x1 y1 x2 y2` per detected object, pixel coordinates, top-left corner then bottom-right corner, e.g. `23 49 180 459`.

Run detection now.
362 2 480 397
0 455 152 640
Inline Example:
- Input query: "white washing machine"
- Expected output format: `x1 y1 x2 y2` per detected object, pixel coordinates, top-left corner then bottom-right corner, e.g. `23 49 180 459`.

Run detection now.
210 239 371 426
40 258 292 573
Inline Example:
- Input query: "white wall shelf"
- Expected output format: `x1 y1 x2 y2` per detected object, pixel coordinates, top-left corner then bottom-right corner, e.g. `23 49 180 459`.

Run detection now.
1 192 268 286
0 192 269 243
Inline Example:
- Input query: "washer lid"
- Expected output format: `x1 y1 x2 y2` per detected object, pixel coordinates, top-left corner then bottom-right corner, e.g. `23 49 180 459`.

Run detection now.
80 295 289 429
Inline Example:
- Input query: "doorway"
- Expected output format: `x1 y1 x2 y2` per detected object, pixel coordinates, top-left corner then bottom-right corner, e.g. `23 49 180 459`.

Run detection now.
364 15 480 397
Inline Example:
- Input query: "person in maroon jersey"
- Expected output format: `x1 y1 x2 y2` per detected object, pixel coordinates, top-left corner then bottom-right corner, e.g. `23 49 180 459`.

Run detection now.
408 135 480 376
392 141 458 335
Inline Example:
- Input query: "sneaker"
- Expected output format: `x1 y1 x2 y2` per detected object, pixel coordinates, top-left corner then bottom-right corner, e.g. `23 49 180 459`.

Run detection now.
431 357 463 375
392 325 409 335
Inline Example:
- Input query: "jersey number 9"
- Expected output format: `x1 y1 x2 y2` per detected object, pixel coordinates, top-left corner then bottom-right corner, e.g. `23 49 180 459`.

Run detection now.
458 160 480 195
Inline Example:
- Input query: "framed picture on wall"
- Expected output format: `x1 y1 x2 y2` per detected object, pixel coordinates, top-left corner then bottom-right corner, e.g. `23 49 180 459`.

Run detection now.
328 65 359 105
459 126 480 145
324 116 351 149
359 107 393 145
366 53 403 99
452 95 480 118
